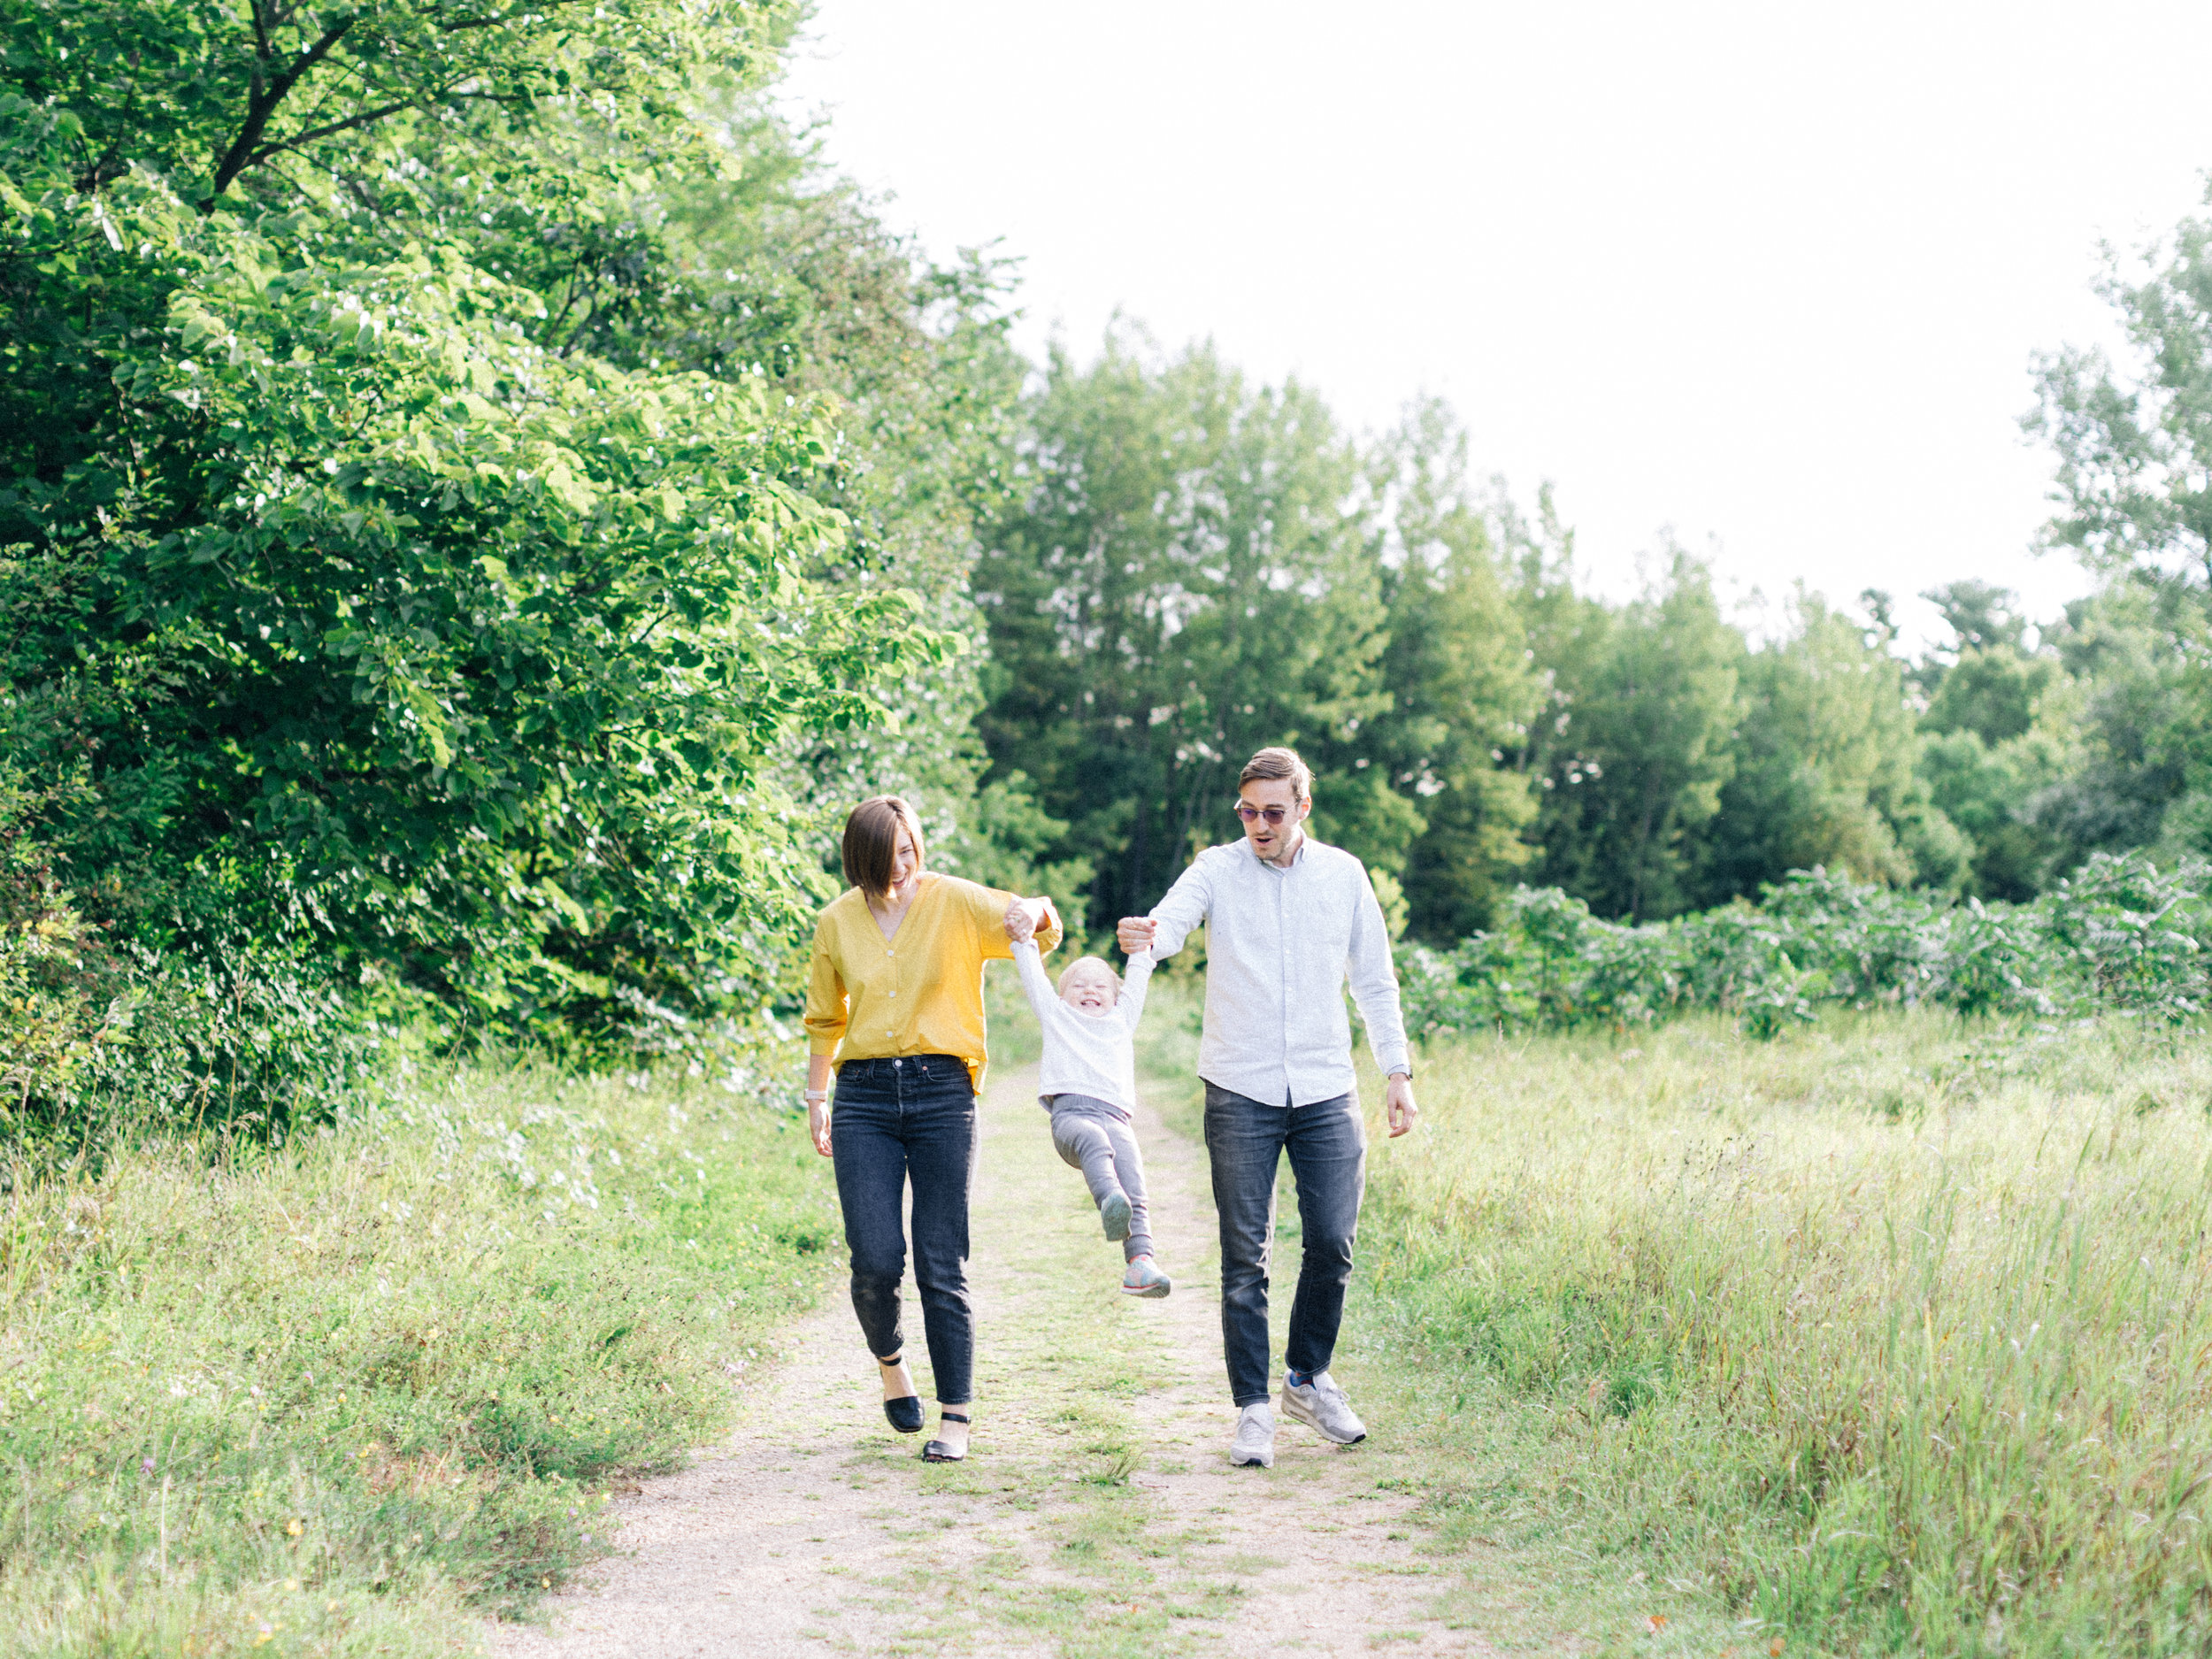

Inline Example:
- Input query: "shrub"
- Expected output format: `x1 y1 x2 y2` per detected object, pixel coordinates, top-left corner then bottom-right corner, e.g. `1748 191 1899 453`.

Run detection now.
0 774 130 1121
1402 853 2212 1041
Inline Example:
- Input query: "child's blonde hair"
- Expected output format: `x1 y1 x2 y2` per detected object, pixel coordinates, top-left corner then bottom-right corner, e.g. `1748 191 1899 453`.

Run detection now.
1056 955 1121 996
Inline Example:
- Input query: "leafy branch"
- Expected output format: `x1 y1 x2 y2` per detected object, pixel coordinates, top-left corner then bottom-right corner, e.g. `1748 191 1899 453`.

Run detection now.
203 10 357 208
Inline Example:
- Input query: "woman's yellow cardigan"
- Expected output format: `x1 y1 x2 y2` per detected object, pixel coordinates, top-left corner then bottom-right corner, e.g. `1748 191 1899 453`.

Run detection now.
803 872 1064 1095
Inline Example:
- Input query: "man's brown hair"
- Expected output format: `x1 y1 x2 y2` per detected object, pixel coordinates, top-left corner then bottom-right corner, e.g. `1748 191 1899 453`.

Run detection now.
841 795 926 902
1239 746 1312 803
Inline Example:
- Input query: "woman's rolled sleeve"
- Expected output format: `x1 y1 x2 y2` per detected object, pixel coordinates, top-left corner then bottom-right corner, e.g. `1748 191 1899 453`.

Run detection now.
961 883 1064 960
803 931 849 1058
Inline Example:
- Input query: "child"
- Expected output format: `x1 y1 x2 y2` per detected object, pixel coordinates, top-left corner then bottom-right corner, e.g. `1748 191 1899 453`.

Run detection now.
1004 900 1171 1297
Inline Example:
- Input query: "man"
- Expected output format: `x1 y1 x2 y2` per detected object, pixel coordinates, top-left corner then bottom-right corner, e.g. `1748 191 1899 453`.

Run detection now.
1118 746 1418 1469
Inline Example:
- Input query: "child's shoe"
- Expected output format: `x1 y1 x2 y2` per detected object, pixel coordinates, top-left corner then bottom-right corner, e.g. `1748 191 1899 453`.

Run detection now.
1099 1190 1133 1242
1120 1254 1171 1298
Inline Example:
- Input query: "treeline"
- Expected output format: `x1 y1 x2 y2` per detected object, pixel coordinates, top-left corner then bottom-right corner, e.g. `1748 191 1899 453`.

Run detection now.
976 342 2212 945
7 1 2212 1133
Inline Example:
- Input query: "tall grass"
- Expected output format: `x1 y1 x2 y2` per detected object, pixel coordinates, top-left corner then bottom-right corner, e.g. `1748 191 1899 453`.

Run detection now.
0 1053 836 1657
1365 1011 2212 1655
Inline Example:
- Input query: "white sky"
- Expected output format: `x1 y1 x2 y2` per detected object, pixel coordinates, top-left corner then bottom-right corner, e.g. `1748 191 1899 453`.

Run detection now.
778 0 2212 651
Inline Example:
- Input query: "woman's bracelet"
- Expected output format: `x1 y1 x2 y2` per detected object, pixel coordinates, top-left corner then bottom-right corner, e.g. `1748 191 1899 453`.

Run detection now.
803 1088 828 1104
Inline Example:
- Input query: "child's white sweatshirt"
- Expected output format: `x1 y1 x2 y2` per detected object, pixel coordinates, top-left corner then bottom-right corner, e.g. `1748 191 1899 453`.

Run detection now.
1010 941 1154 1117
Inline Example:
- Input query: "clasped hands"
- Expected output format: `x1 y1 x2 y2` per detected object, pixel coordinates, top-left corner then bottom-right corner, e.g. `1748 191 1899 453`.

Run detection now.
1002 895 1056 944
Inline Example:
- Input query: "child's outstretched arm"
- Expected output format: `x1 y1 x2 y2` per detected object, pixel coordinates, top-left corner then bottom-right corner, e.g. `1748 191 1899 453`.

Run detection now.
1003 897 1057 1018
1117 948 1156 1030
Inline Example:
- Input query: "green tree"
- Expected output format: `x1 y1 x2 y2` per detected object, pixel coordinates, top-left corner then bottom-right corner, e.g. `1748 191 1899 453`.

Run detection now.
1515 549 1744 921
1924 579 2032 655
1701 593 1968 902
2026 189 2212 873
2025 583 2202 865
638 111 1040 894
1918 727 2069 901
0 0 957 1036
2028 190 2212 588
1361 401 1539 941
1906 583 2069 901
973 336 1392 926
1924 645 2055 747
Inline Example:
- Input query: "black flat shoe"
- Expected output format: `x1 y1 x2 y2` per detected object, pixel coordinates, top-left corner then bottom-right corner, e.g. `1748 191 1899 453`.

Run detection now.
921 1410 969 1463
876 1353 924 1433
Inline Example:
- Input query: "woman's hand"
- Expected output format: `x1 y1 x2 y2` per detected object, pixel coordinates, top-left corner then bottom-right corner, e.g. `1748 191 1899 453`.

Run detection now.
1003 896 1037 943
804 1055 833 1155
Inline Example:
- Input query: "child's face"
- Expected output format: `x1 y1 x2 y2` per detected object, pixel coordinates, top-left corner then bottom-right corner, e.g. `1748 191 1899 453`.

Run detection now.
1059 962 1117 1016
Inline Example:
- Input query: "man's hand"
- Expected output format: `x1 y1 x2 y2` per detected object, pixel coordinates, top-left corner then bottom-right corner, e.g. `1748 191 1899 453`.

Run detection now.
1384 1072 1419 1138
1003 896 1037 944
1118 916 1158 956
807 1097 833 1157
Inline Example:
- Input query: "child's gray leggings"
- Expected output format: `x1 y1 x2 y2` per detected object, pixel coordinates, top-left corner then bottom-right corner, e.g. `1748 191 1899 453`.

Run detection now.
1048 1094 1152 1262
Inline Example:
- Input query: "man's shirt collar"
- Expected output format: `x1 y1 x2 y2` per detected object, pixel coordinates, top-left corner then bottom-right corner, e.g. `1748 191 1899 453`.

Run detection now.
1239 830 1310 871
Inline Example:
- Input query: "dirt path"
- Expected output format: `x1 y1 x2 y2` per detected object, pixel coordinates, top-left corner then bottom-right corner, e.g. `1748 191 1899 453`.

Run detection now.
490 1065 1489 1658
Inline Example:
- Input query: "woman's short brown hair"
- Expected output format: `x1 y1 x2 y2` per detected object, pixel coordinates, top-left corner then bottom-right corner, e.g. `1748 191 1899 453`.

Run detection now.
841 796 926 902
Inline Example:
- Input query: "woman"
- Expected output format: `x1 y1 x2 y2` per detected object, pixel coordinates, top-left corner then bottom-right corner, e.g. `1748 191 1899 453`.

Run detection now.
803 795 1060 1462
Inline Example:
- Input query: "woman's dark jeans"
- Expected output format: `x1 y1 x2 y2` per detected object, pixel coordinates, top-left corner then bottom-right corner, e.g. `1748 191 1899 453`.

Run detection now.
1203 1082 1367 1408
831 1055 978 1405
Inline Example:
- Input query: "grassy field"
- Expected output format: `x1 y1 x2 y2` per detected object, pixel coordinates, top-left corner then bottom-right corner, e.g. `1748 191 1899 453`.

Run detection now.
0 1052 839 1658
1359 1010 2212 1656
17 961 2210 1658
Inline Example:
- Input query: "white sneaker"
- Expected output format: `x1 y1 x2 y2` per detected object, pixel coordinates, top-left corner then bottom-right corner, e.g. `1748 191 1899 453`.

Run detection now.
1279 1371 1367 1445
1230 1402 1276 1468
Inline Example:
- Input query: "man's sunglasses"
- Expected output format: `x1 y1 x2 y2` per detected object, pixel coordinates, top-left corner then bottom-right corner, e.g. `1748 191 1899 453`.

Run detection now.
1233 803 1294 826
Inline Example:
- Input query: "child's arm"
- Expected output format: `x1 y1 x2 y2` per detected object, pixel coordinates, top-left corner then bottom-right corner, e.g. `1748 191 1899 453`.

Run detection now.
1117 949 1156 1029
1004 899 1059 1018
1010 939 1060 1018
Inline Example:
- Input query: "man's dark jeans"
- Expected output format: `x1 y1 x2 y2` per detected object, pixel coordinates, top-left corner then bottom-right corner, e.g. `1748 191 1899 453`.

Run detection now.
831 1055 978 1404
1202 1082 1368 1407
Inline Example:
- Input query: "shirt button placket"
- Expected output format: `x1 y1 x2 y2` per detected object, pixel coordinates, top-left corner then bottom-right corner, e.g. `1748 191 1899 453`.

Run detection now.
1278 861 1292 1103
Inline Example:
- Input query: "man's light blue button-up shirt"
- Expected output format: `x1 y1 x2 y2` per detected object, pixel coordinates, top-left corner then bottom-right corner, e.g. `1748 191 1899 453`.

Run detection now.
1145 834 1412 1108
